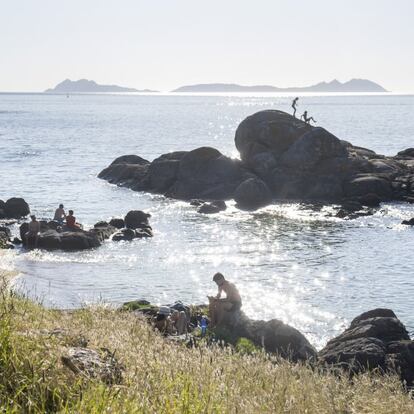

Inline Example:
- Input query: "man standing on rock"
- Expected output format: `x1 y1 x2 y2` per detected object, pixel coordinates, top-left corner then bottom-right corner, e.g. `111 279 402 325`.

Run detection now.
291 97 299 117
208 273 242 327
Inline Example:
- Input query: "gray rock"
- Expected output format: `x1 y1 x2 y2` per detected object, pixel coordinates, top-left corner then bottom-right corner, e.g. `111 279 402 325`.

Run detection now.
99 110 414 209
124 210 151 229
344 175 392 200
167 147 246 200
217 310 317 361
234 177 272 209
319 308 414 385
4 198 30 218
61 347 123 384
280 127 347 170
235 110 311 163
109 218 125 229
198 200 227 214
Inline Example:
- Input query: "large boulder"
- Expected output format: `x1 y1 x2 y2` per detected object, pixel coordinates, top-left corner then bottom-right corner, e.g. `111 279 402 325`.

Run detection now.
61 347 123 384
167 147 247 200
146 152 188 193
217 310 317 362
235 110 312 165
234 177 272 209
280 127 347 170
98 155 150 189
124 210 151 229
344 175 393 200
197 200 227 214
19 220 117 251
319 308 414 385
3 198 30 218
99 110 414 208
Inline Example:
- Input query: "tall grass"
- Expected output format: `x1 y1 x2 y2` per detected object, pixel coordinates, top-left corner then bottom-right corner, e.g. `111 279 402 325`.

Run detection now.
0 277 413 413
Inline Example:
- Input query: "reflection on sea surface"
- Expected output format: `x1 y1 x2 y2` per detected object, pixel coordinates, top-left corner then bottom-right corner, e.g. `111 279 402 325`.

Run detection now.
1 93 414 348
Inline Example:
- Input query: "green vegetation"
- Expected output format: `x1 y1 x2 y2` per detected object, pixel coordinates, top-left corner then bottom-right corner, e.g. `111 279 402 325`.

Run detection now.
0 273 413 413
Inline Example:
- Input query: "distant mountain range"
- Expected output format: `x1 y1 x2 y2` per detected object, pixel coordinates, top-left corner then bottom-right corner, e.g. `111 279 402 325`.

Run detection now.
45 79 157 93
173 79 387 93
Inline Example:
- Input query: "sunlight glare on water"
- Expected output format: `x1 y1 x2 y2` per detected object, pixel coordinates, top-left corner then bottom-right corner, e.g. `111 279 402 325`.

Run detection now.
1 93 414 348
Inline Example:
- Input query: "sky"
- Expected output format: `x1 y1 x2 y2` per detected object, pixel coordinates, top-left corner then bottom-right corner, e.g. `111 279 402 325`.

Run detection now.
1 0 414 92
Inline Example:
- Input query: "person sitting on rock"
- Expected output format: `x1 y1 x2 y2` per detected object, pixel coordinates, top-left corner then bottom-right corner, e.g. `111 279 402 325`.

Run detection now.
53 204 66 224
291 97 299 117
25 215 40 248
301 110 317 124
208 272 242 328
170 310 188 335
66 210 80 230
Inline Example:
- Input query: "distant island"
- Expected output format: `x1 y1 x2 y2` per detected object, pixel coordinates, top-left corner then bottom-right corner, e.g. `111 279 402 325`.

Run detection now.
172 79 387 93
45 79 157 93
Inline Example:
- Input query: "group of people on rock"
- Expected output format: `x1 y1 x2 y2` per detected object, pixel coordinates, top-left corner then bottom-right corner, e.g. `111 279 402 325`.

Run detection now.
153 272 242 336
24 204 81 247
291 97 317 124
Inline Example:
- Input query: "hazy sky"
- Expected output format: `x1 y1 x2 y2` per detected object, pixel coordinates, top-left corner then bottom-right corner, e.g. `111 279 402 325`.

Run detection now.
1 0 413 92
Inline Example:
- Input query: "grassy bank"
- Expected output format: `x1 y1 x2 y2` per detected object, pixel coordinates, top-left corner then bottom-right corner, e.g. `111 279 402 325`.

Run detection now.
0 279 413 413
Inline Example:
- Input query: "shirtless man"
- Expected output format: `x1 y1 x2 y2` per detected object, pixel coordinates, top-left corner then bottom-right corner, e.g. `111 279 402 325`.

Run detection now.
301 110 317 124
291 97 299 117
25 215 40 248
53 204 66 224
208 272 242 327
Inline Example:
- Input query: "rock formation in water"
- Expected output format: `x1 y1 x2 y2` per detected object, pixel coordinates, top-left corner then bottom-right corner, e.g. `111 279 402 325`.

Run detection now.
99 110 414 210
0 198 30 219
319 308 414 386
19 210 152 251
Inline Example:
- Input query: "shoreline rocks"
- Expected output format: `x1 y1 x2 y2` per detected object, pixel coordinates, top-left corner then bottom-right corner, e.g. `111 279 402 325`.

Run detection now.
319 308 414 386
123 299 413 385
18 210 153 251
0 198 30 219
98 110 414 211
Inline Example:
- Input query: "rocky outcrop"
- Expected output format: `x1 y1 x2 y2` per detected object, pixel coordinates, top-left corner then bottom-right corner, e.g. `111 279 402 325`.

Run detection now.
319 308 414 385
0 198 30 219
61 347 123 384
216 310 317 361
20 221 116 250
197 200 227 214
99 110 414 210
18 210 153 250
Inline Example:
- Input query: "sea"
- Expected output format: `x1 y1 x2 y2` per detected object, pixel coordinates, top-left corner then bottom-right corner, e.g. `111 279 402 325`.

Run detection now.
0 92 413 349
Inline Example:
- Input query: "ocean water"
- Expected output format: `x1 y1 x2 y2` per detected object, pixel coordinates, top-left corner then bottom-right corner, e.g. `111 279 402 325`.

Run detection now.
1 92 413 348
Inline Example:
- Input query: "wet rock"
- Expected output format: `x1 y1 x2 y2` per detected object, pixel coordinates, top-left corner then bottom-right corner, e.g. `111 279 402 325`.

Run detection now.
100 110 414 209
0 226 11 239
357 193 382 207
109 218 125 229
197 200 227 214
19 221 116 251
344 176 392 200
319 308 414 385
124 210 151 229
61 347 123 384
2 198 30 218
98 155 150 188
402 218 414 226
189 199 204 206
234 177 272 209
